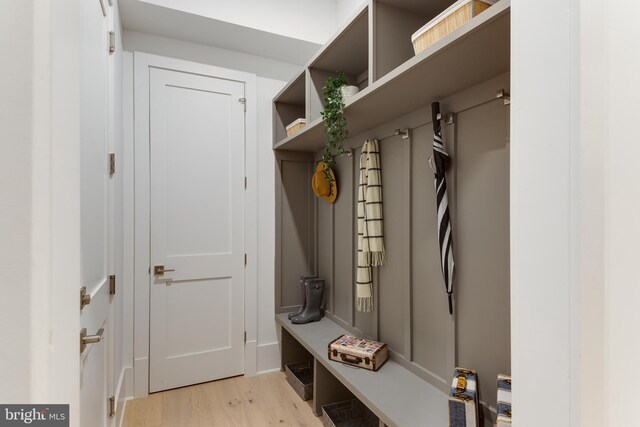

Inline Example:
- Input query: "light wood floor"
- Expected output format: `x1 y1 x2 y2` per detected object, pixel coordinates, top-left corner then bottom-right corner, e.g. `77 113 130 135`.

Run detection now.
123 372 324 427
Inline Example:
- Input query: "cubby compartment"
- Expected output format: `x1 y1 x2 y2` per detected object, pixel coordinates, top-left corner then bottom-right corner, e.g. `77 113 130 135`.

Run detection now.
322 399 379 427
373 0 484 81
308 5 369 122
274 70 306 144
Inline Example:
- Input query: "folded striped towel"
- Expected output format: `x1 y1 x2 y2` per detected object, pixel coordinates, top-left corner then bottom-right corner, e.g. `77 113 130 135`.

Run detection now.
356 139 385 312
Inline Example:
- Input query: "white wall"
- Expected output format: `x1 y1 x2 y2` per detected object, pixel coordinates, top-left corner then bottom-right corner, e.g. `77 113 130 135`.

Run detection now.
514 0 640 426
580 2 640 425
0 0 35 402
123 31 300 81
256 77 286 373
337 0 366 25
579 1 605 425
0 0 83 421
135 0 348 44
599 2 640 425
513 0 640 424
511 0 580 425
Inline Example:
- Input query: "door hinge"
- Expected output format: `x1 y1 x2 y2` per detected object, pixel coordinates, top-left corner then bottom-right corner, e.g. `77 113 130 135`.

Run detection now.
239 97 246 112
109 274 116 295
244 176 247 189
108 395 115 417
244 253 247 266
244 331 247 343
80 286 91 310
109 31 116 55
109 153 115 176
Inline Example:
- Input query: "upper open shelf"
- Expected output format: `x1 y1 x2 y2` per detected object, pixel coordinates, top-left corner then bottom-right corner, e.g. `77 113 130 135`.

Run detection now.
309 5 369 78
274 0 510 152
307 5 370 123
274 70 306 143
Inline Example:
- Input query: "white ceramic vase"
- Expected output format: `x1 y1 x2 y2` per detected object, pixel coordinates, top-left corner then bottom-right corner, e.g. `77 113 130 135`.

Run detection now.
340 85 360 100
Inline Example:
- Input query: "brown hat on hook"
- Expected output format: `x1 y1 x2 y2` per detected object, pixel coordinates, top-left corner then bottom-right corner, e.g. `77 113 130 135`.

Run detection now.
312 162 338 204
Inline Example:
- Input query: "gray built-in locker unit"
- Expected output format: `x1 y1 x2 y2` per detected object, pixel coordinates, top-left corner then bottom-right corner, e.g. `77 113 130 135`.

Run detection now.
273 1 511 425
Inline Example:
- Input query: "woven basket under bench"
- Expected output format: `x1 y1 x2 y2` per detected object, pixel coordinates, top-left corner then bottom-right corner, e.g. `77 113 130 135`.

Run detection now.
284 360 314 401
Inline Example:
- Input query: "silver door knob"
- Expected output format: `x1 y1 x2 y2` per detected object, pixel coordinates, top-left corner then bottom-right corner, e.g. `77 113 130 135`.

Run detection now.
154 265 175 276
80 327 104 353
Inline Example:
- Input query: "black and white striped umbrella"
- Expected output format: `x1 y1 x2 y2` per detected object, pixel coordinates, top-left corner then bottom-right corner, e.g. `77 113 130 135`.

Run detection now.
430 102 455 315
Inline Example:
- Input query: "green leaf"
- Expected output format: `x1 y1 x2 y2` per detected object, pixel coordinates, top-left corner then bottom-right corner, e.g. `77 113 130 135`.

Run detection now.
321 71 350 187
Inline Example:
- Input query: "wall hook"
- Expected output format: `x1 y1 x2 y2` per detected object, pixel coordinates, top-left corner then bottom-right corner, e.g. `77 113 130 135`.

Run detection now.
436 112 455 125
394 128 410 140
497 89 511 105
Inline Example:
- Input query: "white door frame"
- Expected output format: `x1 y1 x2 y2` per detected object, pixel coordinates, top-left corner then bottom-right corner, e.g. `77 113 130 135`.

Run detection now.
132 52 258 397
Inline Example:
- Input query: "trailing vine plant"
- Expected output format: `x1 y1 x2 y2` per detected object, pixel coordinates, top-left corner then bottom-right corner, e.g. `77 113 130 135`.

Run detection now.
321 71 350 191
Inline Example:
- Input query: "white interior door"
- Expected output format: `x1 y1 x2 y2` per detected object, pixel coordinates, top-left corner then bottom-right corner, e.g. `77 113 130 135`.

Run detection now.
149 68 246 392
79 0 109 425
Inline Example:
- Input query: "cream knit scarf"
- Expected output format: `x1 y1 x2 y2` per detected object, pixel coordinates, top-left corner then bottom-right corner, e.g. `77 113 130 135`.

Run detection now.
356 139 385 312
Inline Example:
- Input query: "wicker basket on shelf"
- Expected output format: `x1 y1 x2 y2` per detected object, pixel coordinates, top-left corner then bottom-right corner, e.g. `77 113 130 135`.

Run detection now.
411 0 496 54
286 118 307 137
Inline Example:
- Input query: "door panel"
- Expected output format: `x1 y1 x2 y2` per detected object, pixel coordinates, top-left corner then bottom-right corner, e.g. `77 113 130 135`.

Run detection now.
149 68 245 392
163 85 233 257
79 0 109 425
163 278 232 357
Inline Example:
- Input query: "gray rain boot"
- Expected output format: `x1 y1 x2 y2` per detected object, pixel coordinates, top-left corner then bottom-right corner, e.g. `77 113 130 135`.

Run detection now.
291 279 324 324
288 275 317 319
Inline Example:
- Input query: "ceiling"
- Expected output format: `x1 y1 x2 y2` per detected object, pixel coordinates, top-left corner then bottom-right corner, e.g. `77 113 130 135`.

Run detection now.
118 0 324 65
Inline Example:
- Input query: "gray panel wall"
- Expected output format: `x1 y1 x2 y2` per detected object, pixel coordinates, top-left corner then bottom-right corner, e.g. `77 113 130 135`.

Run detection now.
377 138 406 353
276 75 511 421
455 99 510 420
275 153 315 312
410 122 456 386
333 153 355 327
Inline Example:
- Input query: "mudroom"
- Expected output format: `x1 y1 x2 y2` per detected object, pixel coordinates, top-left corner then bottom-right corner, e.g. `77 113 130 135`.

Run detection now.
3 0 635 426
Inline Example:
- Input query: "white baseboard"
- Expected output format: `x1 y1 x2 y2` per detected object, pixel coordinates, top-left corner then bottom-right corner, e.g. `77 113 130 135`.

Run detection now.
133 357 148 398
115 366 133 427
117 397 133 427
256 342 280 374
257 367 281 375
245 339 257 377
